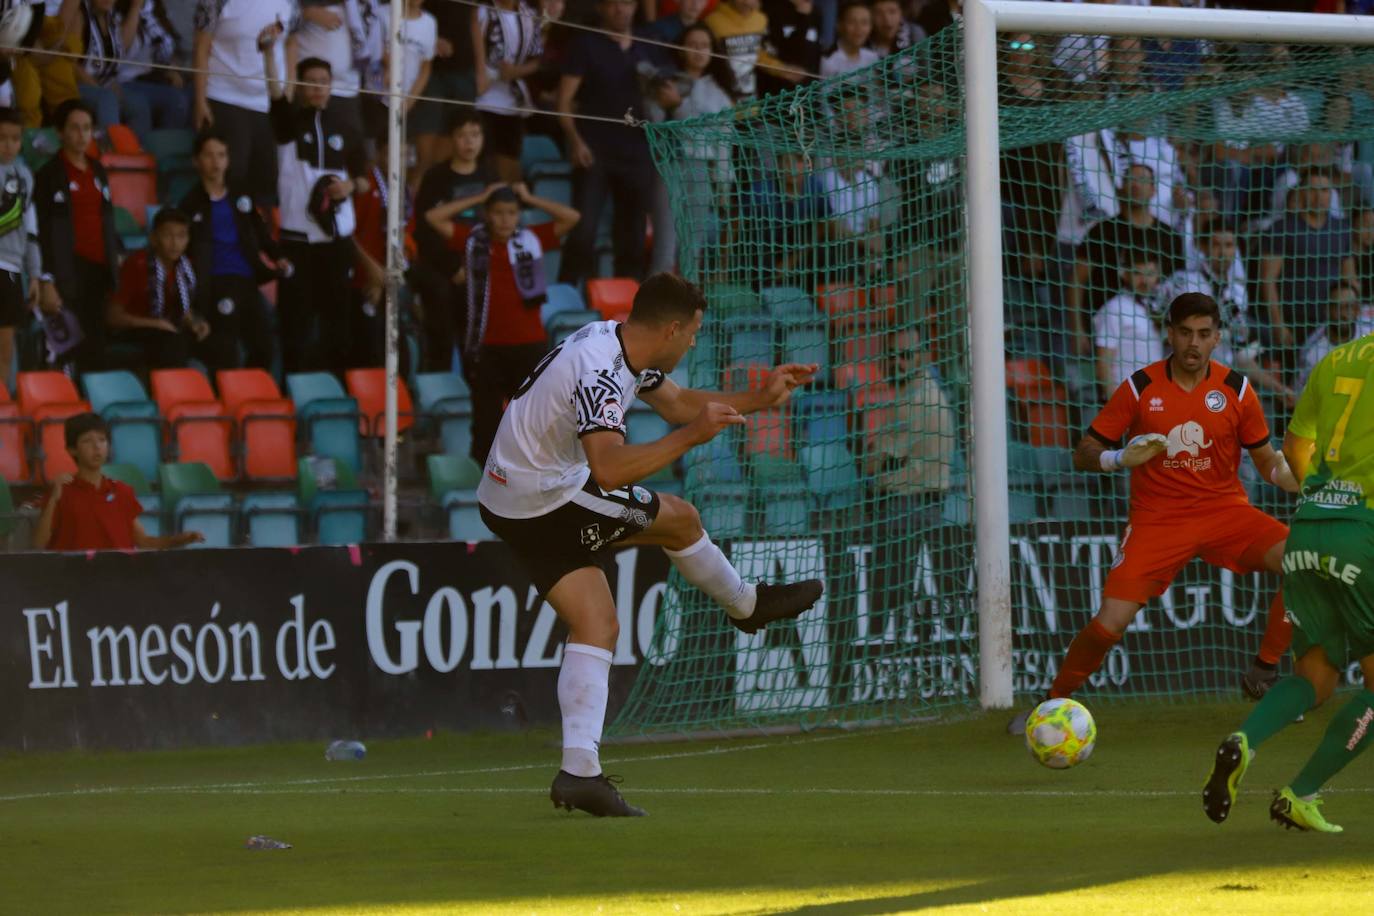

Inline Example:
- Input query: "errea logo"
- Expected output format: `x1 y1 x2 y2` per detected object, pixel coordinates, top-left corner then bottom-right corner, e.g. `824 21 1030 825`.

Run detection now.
1148 397 1164 412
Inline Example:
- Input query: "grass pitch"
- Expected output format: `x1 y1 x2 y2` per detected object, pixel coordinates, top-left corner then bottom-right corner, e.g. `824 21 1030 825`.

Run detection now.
3 702 1374 914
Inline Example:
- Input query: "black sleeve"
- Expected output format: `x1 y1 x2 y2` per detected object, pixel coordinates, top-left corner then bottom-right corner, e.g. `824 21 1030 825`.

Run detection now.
268 96 295 144
32 164 53 275
1087 426 1120 448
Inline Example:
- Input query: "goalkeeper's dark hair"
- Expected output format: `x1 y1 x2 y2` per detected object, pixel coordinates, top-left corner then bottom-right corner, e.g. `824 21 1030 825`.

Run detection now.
1167 292 1221 327
0 107 22 130
629 273 707 327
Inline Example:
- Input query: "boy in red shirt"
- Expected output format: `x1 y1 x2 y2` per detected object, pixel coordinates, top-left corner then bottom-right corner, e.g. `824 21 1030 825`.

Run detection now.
425 182 579 463
33 413 204 551
1009 294 1303 734
107 208 227 371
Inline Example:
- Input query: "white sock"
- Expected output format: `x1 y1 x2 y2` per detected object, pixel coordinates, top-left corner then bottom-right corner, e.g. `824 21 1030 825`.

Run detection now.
665 532 757 620
558 643 612 777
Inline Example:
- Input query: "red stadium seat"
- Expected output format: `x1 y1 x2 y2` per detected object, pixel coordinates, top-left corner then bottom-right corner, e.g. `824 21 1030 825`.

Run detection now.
105 124 144 155
834 321 887 390
745 408 792 459
345 368 415 437
1006 358 1073 449
816 284 866 319
106 167 159 228
857 383 899 449
0 379 9 401
0 402 32 483
217 369 297 481
16 372 88 482
586 278 639 322
17 371 80 415
151 369 234 480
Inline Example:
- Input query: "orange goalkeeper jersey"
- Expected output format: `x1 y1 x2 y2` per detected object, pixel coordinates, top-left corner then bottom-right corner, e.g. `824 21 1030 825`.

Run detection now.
1087 359 1272 519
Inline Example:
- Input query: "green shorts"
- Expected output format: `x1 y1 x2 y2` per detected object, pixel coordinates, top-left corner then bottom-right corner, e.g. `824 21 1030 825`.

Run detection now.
1283 517 1374 667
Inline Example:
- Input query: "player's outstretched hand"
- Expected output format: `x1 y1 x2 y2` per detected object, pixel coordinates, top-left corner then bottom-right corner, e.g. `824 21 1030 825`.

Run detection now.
689 401 745 444
1120 433 1167 468
762 363 820 407
1269 451 1301 493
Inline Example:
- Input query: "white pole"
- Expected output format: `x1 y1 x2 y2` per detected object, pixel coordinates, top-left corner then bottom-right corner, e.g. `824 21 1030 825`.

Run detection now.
986 0 1374 43
382 0 405 542
963 0 1013 710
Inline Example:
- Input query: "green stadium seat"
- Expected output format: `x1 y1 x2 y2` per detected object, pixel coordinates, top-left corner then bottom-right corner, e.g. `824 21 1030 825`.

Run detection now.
242 491 301 547
82 371 161 482
427 453 482 503
941 491 971 526
298 456 369 544
0 475 19 543
158 461 234 547
1050 491 1095 521
102 462 162 536
749 454 804 485
758 482 810 536
1007 441 1044 491
1009 490 1039 525
21 127 57 171
143 128 193 173
688 325 719 390
286 373 363 473
115 206 145 250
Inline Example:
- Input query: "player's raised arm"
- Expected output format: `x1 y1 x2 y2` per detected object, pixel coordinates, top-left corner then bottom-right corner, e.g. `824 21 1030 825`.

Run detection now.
580 404 744 492
639 363 819 426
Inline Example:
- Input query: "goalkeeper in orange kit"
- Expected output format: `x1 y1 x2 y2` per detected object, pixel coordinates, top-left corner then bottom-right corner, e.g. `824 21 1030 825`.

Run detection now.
1009 293 1301 734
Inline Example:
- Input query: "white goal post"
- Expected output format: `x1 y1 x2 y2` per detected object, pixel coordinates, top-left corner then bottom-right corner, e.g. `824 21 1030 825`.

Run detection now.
962 1 1374 710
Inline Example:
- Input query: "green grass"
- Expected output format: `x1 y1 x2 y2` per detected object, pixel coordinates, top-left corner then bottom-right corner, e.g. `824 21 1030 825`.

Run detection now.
2 702 1373 914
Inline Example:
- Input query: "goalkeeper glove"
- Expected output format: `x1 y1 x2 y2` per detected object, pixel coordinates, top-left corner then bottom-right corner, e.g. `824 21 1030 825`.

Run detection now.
1269 452 1300 493
1100 433 1167 471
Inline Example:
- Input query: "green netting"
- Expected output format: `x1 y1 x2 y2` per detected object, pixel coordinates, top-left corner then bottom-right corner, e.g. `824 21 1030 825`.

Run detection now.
611 27 1374 737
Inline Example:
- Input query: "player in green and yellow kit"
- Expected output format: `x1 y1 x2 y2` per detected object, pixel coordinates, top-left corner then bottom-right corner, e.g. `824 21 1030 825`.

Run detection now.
1202 330 1374 833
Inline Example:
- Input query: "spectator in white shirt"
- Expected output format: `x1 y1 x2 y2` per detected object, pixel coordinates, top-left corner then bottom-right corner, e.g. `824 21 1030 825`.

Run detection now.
289 1 367 138
819 157 881 254
372 0 436 150
1298 281 1374 390
193 0 298 204
474 0 541 183
819 0 876 78
1094 251 1163 397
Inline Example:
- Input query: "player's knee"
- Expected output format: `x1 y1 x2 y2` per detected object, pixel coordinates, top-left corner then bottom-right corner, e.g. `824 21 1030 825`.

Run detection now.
660 494 704 549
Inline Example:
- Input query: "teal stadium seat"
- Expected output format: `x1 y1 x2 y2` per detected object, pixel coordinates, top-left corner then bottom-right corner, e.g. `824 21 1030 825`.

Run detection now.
241 491 301 547
415 372 473 457
546 309 600 346
793 391 847 449
801 443 861 510
158 462 234 547
541 283 585 325
299 456 369 544
286 373 363 472
724 314 776 367
760 286 817 320
81 371 161 482
698 483 749 541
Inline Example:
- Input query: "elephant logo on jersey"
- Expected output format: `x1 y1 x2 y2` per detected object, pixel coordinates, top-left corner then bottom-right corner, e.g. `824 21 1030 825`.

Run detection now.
1164 420 1213 471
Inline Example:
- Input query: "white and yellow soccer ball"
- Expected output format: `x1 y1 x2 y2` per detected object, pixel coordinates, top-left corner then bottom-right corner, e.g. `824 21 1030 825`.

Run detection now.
1025 698 1097 769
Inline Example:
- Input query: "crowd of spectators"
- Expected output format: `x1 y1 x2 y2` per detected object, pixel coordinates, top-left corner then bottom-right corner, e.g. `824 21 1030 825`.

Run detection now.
0 0 1373 538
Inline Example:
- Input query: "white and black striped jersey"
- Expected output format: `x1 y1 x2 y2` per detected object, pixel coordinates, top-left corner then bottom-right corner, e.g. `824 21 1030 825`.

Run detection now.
478 320 665 519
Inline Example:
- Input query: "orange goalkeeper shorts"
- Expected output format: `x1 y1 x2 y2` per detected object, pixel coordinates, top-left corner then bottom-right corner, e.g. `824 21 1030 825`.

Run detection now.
1104 505 1289 605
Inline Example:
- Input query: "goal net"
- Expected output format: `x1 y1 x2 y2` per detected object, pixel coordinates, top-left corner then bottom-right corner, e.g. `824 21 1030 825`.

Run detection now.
609 20 1374 737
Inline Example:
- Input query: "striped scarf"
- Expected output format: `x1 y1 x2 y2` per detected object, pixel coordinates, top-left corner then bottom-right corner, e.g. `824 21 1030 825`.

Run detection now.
83 3 123 86
482 2 542 109
150 255 197 322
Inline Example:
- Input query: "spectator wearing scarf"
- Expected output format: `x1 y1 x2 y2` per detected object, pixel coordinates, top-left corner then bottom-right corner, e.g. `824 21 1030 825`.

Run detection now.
474 0 542 181
107 208 234 370
425 182 580 464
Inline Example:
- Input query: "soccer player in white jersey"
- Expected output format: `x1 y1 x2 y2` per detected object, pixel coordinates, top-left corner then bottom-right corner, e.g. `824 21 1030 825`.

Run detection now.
478 273 824 817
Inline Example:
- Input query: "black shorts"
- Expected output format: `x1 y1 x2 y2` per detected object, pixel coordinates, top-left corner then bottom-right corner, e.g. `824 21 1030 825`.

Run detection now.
481 112 525 160
480 475 662 596
0 269 25 328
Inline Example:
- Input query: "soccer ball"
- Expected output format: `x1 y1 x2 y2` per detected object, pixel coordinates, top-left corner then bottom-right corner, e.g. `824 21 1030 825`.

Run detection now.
1025 698 1097 769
